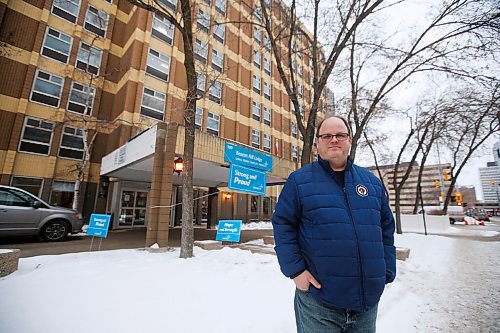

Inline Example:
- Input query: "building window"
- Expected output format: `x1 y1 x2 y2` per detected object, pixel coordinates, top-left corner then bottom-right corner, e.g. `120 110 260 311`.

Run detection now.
263 133 271 153
213 21 225 43
209 80 222 104
250 195 259 213
264 57 271 75
197 73 206 96
141 87 166 120
291 121 297 137
264 81 271 100
19 117 54 155
157 0 177 11
253 51 261 69
30 70 64 108
51 0 81 24
195 106 203 129
215 0 226 15
252 101 261 121
292 145 298 162
212 48 223 72
76 42 102 75
41 27 73 64
50 180 74 208
194 39 208 63
146 48 171 81
76 43 101 74
197 10 210 33
300 105 305 119
68 82 95 115
252 129 260 149
264 35 271 51
298 83 303 98
252 75 261 94
58 126 84 160
263 196 271 214
84 5 109 37
11 177 44 197
253 27 262 44
254 5 262 22
297 64 303 77
207 112 220 136
152 13 174 44
263 107 271 126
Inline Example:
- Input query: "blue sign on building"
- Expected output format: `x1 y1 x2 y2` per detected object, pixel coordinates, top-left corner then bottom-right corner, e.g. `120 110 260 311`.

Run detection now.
228 164 267 196
86 214 111 238
224 142 273 172
215 220 242 242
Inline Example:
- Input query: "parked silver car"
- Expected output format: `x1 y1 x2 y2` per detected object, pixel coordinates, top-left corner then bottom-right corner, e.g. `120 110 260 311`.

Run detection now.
0 185 83 241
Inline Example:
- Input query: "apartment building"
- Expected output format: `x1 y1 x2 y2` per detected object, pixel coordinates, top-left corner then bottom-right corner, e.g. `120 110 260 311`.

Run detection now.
479 141 500 204
367 162 458 213
0 0 328 243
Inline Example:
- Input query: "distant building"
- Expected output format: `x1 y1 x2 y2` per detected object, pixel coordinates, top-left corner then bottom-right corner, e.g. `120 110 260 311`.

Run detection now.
479 141 500 204
367 162 458 213
454 186 477 208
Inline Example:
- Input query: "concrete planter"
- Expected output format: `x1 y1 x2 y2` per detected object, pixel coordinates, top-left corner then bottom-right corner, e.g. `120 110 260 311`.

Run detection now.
0 249 21 277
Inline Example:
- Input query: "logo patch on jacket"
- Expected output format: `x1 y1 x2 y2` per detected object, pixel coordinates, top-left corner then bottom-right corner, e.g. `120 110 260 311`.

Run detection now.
356 184 368 197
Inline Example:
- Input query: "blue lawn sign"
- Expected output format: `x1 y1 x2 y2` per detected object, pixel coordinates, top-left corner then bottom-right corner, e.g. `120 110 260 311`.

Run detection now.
87 214 111 238
224 142 272 172
228 164 266 196
216 220 242 242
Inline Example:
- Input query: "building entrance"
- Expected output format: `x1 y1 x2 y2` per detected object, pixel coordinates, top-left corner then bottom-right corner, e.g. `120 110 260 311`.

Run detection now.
118 190 148 228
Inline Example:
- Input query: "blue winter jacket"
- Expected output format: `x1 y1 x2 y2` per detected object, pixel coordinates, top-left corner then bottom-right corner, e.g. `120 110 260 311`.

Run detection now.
272 157 396 312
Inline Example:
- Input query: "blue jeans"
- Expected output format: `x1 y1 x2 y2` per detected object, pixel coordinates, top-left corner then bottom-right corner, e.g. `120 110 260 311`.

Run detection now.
294 289 378 333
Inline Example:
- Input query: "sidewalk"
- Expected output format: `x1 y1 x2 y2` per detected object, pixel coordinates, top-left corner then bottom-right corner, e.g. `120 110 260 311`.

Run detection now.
0 226 274 258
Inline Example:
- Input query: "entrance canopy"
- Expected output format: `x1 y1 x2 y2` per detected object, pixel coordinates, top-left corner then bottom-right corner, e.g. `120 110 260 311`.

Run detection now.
100 125 287 188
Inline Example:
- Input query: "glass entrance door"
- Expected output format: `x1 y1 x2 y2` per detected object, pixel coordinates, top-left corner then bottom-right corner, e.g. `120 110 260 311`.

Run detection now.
119 190 148 228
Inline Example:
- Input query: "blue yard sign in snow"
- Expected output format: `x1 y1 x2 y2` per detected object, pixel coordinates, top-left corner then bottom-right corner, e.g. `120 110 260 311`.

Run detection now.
228 164 266 196
87 214 111 238
224 142 272 172
216 220 242 242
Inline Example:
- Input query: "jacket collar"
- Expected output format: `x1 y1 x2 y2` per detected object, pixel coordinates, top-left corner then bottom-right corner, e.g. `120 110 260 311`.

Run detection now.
317 155 353 173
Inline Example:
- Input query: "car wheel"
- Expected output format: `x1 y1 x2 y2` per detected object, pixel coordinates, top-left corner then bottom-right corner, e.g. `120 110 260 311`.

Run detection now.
40 220 69 241
449 218 455 224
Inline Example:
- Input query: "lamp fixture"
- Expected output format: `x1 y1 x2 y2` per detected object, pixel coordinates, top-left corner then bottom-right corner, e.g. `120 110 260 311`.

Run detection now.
224 192 232 200
174 157 184 175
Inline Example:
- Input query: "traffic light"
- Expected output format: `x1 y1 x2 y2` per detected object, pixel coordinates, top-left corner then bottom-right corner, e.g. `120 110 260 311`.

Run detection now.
451 194 456 202
455 192 462 205
434 179 439 189
444 169 451 181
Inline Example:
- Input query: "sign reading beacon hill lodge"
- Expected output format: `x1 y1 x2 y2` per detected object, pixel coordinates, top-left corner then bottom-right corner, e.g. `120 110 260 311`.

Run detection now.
224 142 272 172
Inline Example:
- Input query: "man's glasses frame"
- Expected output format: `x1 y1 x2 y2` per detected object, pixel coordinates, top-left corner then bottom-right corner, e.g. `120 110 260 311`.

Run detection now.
317 133 350 142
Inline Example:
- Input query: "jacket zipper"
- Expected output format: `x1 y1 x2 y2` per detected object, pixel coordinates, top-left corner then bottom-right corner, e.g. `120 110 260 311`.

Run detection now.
343 186 367 311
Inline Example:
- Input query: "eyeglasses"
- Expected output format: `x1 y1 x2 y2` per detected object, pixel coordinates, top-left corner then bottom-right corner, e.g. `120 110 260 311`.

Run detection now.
317 133 350 142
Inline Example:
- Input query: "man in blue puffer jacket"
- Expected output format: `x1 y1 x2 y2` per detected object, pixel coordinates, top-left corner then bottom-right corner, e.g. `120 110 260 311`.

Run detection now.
272 115 396 333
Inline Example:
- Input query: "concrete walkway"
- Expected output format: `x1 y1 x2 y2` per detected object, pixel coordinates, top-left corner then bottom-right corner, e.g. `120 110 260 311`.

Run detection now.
0 226 274 258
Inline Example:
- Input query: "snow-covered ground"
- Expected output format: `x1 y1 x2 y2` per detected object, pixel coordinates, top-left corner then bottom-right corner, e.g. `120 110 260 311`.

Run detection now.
0 226 498 333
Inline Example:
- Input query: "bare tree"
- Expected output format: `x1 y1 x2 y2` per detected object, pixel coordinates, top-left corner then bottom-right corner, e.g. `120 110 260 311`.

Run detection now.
126 0 205 258
259 0 384 166
342 0 499 161
438 82 500 213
